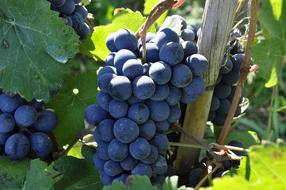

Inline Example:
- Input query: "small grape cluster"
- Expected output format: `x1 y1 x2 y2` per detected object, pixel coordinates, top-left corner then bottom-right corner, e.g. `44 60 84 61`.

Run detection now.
49 0 90 39
0 92 57 160
208 29 245 125
85 26 208 187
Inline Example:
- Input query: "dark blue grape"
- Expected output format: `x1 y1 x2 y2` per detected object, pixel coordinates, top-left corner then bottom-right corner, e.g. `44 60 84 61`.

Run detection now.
71 12 84 32
217 99 231 115
151 134 169 154
5 133 30 160
108 138 129 161
114 29 138 52
141 145 159 165
97 92 112 112
98 73 117 93
109 76 132 101
114 49 137 75
148 62 172 85
122 59 144 79
120 155 138 171
74 5 88 19
151 84 169 101
0 113 15 133
213 113 227 125
30 132 53 157
97 140 109 160
181 77 206 104
113 173 128 183
100 172 114 186
98 119 114 142
147 100 170 122
127 96 143 105
159 42 184 65
181 28 195 41
168 105 181 123
210 96 220 112
113 118 139 143
33 110 57 133
171 64 193 88
221 58 233 74
182 41 198 58
156 120 170 133
139 120 156 140
232 53 245 72
78 22 90 40
152 155 168 175
144 43 160 63
142 63 151 74
133 76 156 100
50 0 66 7
108 99 128 119
222 70 240 85
131 162 152 177
0 94 23 113
104 160 123 177
84 104 109 125
154 28 180 48
98 66 117 77
129 137 151 160
59 0 75 15
188 167 204 187
0 133 8 145
105 52 116 66
106 33 117 52
214 83 231 99
166 85 182 106
93 152 105 171
14 105 37 127
128 103 150 125
185 54 208 76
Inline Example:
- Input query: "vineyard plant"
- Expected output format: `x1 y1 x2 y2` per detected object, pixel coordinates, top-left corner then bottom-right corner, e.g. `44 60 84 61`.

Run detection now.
0 0 286 189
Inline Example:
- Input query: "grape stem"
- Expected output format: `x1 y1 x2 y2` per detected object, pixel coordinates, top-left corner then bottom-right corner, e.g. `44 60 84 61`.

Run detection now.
217 0 259 145
135 0 177 61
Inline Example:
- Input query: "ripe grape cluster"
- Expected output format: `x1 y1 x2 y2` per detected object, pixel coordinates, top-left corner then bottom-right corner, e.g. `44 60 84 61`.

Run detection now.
208 29 245 125
0 92 57 160
85 27 208 186
49 0 90 39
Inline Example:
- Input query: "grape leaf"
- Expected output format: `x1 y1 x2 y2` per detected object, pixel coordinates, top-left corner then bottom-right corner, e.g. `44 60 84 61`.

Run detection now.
0 157 29 189
0 0 79 101
24 159 53 190
104 176 157 190
80 9 153 61
47 66 99 146
144 0 168 26
202 143 286 190
252 0 286 87
159 15 186 35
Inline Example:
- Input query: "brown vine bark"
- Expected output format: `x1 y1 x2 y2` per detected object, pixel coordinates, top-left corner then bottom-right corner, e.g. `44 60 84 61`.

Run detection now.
175 0 239 175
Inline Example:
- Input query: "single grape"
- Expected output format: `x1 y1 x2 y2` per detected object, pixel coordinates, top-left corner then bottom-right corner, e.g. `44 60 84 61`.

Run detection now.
0 113 15 133
133 76 156 100
33 110 57 133
97 140 109 160
166 85 182 106
108 76 132 101
98 73 117 93
0 133 8 145
212 113 227 125
156 120 170 133
171 64 193 88
98 119 114 142
141 145 159 165
5 133 30 160
122 59 144 79
98 66 117 77
181 77 206 104
14 105 37 127
30 132 53 157
0 94 23 113
108 138 129 161
128 103 150 125
142 62 151 74
106 33 118 52
152 155 168 175
108 99 128 119
59 0 75 15
217 99 231 115
104 160 123 177
210 96 220 112
114 49 137 75
120 155 138 171
159 42 184 65
213 83 231 99
131 162 152 177
168 105 181 123
151 134 169 154
93 153 105 171
221 58 233 74
139 120 156 140
113 118 139 143
185 54 208 76
74 5 88 19
148 62 172 85
129 137 151 160
147 100 170 122
97 92 112 112
105 52 116 66
114 29 138 52
153 28 180 48
182 41 198 58
181 28 195 41
71 12 84 32
151 84 169 101
84 104 109 125
188 167 205 187
232 53 245 72
100 171 114 186
222 70 240 85
143 43 160 63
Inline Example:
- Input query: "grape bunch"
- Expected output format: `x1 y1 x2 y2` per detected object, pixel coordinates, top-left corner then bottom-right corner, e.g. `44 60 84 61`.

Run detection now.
85 27 208 187
49 0 90 39
0 92 57 160
208 29 245 125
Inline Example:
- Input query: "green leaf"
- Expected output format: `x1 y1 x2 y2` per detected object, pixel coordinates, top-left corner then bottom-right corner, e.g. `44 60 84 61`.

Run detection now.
24 159 53 190
47 67 99 146
80 10 150 61
252 0 286 86
159 15 186 35
51 155 102 190
202 143 286 190
0 157 29 189
226 130 260 147
0 0 79 101
104 176 157 190
144 0 168 26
